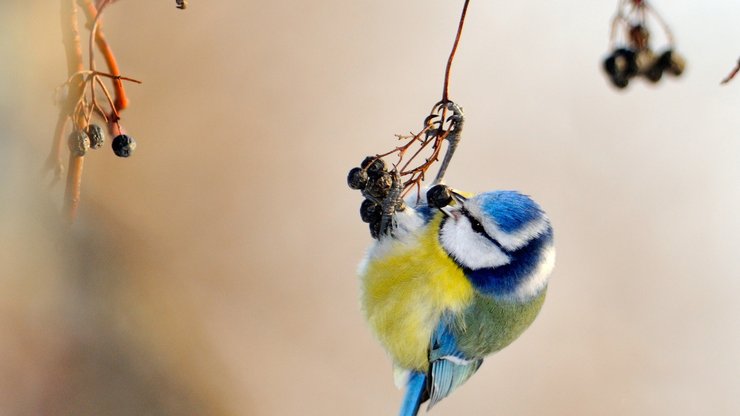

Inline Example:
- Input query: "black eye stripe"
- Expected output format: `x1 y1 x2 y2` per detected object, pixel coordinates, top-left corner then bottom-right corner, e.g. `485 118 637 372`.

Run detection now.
460 208 485 234
459 208 510 253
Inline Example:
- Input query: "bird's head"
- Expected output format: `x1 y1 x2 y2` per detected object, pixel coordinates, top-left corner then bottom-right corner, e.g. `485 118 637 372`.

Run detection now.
439 190 552 272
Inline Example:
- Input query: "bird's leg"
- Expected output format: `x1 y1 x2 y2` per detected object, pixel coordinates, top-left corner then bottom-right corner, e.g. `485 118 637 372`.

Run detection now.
432 101 464 186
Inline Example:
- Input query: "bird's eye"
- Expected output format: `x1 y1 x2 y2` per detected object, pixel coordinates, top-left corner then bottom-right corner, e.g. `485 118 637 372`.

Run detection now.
460 209 485 234
469 217 486 234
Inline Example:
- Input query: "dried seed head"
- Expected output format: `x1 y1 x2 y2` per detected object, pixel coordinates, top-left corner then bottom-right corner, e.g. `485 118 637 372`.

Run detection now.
112 134 136 158
366 172 393 199
67 130 90 157
347 167 369 190
86 124 105 149
427 184 453 209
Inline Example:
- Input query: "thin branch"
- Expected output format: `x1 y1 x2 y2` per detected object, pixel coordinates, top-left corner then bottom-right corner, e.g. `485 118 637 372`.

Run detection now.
60 0 86 224
721 59 740 85
81 0 129 114
442 0 471 103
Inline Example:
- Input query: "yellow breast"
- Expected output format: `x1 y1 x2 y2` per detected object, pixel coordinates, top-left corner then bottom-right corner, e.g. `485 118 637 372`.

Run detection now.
360 214 474 370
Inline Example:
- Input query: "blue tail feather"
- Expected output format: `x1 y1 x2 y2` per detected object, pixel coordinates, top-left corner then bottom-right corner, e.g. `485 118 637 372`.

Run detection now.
399 371 427 416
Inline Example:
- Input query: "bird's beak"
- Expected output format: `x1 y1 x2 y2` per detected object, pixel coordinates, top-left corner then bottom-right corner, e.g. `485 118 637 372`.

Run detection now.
439 207 463 220
451 190 467 205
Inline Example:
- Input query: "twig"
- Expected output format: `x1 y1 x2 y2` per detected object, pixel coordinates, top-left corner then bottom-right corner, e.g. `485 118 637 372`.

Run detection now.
60 0 86 224
80 0 129 114
442 0 470 103
721 58 740 85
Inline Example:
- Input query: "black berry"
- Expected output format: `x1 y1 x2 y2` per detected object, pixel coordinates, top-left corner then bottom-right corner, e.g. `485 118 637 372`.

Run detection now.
604 48 638 88
112 134 136 158
645 59 664 83
67 130 90 156
86 124 105 149
427 184 453 209
361 156 386 175
347 167 369 190
360 199 381 223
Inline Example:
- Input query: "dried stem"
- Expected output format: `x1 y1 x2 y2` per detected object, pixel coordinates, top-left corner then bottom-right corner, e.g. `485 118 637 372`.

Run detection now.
59 0 86 223
442 0 470 103
609 0 675 49
51 0 135 223
368 0 472 207
721 58 740 85
80 0 128 115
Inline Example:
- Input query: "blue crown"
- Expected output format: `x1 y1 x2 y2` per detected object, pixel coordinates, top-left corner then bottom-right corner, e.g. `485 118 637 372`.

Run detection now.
475 191 544 233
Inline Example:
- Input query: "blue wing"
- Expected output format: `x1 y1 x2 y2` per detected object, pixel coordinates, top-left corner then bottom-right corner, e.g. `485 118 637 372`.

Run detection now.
398 315 483 416
426 316 483 408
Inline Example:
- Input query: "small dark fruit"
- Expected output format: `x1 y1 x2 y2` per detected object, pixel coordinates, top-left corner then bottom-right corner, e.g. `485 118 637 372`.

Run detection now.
112 134 136 158
360 199 381 223
427 184 453 209
645 60 664 83
610 74 630 89
604 48 638 89
86 124 105 149
67 130 90 156
347 167 369 190
361 156 386 175
604 48 638 78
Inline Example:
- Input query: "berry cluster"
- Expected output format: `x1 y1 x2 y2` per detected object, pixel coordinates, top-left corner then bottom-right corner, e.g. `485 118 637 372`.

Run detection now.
66 123 136 158
603 24 685 89
347 156 405 239
604 0 685 90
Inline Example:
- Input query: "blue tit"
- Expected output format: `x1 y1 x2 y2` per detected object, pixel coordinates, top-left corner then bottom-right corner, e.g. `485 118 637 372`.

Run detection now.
359 189 555 416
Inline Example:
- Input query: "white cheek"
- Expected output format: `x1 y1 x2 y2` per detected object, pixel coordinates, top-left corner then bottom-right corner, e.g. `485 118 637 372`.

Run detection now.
440 219 510 270
507 244 556 302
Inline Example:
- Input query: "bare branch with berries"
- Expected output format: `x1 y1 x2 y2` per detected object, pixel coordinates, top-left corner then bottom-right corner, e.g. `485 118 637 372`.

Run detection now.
48 0 184 223
347 0 470 239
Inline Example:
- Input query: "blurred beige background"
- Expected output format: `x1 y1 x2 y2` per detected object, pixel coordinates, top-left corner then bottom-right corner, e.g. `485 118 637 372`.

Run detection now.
2 0 740 415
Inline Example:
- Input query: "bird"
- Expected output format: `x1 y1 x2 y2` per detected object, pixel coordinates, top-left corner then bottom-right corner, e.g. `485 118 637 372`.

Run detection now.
359 188 555 416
